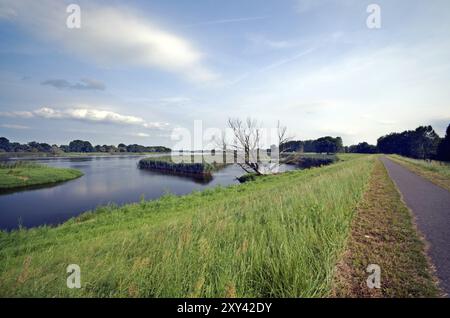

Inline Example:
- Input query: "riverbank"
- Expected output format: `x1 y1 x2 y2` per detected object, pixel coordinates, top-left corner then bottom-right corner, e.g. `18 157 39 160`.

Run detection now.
0 154 438 297
0 162 83 191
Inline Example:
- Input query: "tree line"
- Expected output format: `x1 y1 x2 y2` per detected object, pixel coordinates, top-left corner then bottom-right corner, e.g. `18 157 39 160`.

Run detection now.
0 137 171 154
281 136 344 154
347 124 450 161
277 123 450 162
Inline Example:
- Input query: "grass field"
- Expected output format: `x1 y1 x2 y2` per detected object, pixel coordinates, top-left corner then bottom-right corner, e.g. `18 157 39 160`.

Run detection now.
388 155 450 191
0 162 83 190
0 155 375 297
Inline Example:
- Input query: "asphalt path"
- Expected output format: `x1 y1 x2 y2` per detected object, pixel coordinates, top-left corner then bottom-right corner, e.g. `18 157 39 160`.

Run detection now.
381 157 450 296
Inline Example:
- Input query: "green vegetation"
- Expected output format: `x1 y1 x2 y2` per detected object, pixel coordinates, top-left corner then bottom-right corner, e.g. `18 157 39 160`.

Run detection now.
0 137 171 155
389 155 450 191
282 153 338 168
237 154 339 183
237 172 259 183
281 136 343 153
0 161 83 190
139 155 227 176
1 154 374 297
333 159 440 297
377 125 441 160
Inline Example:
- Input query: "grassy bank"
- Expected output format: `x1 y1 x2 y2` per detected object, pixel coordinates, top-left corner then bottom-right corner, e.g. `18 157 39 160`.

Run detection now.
388 155 450 191
332 159 440 297
282 153 338 168
0 155 374 297
0 162 83 190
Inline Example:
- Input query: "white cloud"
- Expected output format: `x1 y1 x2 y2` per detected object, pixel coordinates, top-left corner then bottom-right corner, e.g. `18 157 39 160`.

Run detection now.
135 132 150 137
0 124 30 129
0 111 34 118
3 0 217 82
0 106 169 129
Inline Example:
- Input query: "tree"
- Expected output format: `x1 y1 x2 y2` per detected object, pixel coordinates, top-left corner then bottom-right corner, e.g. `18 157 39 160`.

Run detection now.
377 125 441 159
227 118 262 175
316 136 339 154
210 130 228 164
69 140 94 152
277 120 293 150
437 124 450 161
117 143 127 152
60 145 70 152
280 140 303 153
226 118 293 175
410 126 440 159
0 137 10 152
27 141 51 152
349 142 378 154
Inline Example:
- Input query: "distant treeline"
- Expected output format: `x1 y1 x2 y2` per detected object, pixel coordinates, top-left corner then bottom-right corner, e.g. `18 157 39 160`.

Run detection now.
279 123 450 162
281 136 344 154
348 124 450 161
0 137 171 154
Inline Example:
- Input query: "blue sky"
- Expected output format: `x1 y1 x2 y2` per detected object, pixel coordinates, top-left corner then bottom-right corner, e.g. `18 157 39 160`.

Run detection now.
0 0 449 148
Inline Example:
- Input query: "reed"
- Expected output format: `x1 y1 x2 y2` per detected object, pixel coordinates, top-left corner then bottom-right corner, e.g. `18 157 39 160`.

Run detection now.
138 155 226 176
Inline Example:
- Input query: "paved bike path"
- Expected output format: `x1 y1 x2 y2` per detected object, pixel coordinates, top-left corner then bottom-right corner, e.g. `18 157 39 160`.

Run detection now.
381 157 450 296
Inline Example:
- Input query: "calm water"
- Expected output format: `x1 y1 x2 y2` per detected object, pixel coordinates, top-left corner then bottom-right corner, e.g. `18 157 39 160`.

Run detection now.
0 155 297 231
0 155 247 230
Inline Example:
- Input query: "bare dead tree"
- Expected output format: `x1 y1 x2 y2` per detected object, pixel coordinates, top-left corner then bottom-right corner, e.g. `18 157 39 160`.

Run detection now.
210 130 228 164
276 120 295 159
277 120 289 148
222 118 294 175
227 117 262 175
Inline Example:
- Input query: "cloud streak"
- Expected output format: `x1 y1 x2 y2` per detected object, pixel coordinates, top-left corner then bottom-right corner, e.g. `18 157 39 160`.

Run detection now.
41 78 106 91
0 124 30 129
0 107 169 129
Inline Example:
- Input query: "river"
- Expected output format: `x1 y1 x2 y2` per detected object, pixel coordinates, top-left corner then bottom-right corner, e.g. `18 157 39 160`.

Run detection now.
0 155 295 231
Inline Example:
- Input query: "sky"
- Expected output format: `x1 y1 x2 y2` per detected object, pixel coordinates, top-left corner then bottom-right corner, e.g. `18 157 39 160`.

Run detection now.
0 0 449 148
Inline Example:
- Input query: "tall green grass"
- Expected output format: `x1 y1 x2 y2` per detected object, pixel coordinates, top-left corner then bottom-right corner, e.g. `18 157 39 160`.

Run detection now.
0 155 375 297
390 154 450 178
0 161 42 169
